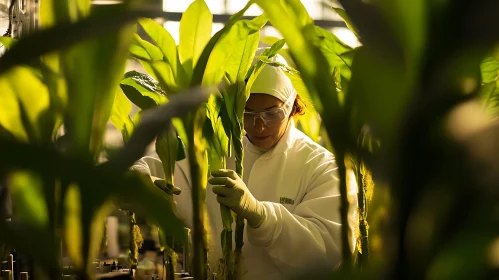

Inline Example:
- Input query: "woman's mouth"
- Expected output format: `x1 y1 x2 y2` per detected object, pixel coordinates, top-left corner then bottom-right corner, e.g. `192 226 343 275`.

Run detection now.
253 135 270 141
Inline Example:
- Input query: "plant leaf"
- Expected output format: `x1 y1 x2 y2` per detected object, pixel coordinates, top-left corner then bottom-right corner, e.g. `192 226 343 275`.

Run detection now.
0 66 50 142
179 0 213 76
333 8 361 39
120 70 167 110
130 34 178 93
203 15 266 87
480 56 499 84
191 0 256 86
156 123 178 185
103 85 215 173
0 37 17 50
110 89 135 143
138 18 189 88
0 7 169 75
62 20 135 161
312 26 354 79
8 171 49 227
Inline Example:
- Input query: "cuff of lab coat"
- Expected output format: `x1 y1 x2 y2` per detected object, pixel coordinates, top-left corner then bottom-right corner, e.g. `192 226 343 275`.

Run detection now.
247 202 282 247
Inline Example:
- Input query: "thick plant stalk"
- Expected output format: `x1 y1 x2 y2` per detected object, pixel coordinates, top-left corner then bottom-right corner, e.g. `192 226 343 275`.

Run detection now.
187 110 209 280
337 154 353 269
218 158 235 279
356 162 369 269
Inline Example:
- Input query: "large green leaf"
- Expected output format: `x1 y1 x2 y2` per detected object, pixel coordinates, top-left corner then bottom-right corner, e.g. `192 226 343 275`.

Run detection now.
120 70 167 110
312 26 354 80
179 0 213 76
203 15 267 87
138 18 188 88
62 20 135 161
130 34 178 93
0 66 50 142
190 0 256 86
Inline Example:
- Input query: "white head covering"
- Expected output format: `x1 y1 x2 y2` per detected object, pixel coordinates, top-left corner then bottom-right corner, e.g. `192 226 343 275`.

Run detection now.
249 48 297 103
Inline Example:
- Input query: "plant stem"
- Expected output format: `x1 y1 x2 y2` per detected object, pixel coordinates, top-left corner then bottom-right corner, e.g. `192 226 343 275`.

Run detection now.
233 159 244 279
356 162 369 269
337 154 352 269
127 211 143 268
165 235 176 280
188 115 208 280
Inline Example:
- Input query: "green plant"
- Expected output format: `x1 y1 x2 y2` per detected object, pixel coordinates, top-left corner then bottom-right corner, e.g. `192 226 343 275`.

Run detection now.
0 1 213 279
119 1 271 279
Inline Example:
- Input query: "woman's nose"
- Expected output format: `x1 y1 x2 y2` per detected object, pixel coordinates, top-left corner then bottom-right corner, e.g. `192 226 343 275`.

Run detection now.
254 118 265 133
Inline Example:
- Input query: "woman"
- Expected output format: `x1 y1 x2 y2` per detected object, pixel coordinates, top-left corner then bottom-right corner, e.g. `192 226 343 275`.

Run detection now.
133 50 357 279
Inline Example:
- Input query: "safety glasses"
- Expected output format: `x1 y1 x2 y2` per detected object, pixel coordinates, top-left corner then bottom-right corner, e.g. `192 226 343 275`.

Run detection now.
243 95 295 127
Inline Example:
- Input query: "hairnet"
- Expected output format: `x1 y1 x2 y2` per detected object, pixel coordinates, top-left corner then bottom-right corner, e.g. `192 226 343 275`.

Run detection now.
249 48 297 103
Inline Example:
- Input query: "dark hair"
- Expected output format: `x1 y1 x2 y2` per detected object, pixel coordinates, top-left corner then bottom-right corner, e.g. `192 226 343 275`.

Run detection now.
291 94 307 118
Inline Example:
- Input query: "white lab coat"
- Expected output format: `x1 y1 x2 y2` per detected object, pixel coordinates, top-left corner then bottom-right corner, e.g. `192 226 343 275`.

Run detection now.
134 119 358 280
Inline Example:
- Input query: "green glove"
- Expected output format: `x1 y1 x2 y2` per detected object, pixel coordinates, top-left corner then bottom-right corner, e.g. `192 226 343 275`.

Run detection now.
208 169 266 228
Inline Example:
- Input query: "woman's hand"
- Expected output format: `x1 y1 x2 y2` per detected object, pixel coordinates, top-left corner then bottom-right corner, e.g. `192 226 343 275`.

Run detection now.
209 169 266 228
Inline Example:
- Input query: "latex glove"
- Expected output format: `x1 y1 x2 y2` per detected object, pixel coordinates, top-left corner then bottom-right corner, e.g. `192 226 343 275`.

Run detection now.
208 169 266 228
153 178 182 196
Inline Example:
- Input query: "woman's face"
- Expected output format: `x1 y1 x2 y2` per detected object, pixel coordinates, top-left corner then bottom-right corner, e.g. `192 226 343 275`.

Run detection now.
244 93 290 150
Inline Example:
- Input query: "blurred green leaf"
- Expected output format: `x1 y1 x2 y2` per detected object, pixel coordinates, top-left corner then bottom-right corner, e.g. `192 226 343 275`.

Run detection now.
8 171 49 227
348 47 409 147
478 80 499 116
62 21 135 160
179 0 212 76
120 70 167 110
104 84 214 173
281 0 314 27
0 7 168 75
0 37 17 50
0 140 189 244
0 66 50 142
63 184 84 269
376 0 427 65
138 18 188 88
110 89 135 143
480 56 499 84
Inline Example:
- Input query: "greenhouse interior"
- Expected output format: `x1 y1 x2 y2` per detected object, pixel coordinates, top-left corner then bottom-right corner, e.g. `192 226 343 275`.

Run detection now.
1 0 499 279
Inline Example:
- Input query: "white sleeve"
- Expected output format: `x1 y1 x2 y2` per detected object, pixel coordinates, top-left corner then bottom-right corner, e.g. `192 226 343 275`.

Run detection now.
246 160 349 277
131 156 194 229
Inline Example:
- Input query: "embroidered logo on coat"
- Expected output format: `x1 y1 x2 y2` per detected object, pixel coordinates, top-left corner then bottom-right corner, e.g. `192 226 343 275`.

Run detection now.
280 197 295 205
